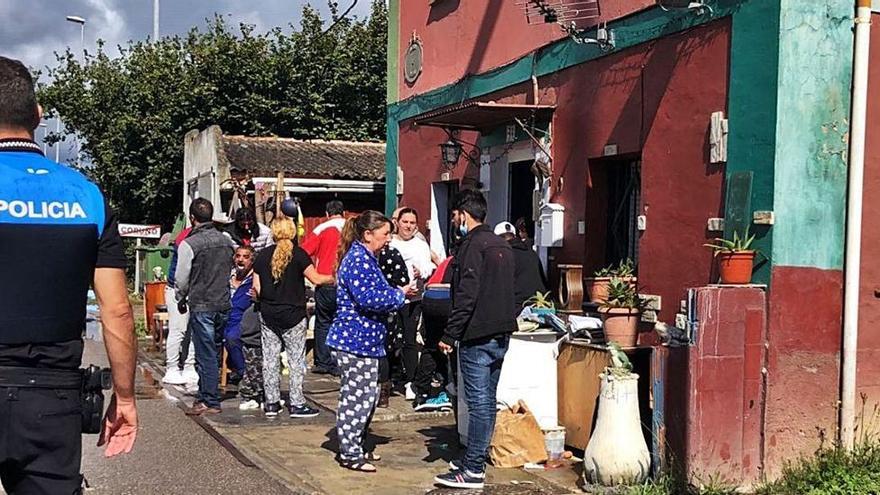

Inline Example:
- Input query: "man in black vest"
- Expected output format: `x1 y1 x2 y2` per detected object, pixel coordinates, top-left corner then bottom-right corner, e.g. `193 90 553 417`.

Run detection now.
0 56 138 493
175 198 235 415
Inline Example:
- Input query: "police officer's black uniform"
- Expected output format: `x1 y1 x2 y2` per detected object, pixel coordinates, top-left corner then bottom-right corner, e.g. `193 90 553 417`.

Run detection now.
0 138 126 493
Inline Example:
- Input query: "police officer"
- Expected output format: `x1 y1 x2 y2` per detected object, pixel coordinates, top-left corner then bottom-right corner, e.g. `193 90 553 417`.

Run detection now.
0 56 138 493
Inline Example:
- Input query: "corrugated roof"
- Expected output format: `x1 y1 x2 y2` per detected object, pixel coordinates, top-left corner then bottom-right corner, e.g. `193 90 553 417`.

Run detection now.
219 135 385 181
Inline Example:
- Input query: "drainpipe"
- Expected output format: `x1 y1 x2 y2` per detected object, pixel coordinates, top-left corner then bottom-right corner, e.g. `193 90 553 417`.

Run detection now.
842 0 872 451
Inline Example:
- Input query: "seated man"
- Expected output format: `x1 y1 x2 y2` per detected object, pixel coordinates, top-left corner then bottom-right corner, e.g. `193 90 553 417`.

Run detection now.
223 245 256 384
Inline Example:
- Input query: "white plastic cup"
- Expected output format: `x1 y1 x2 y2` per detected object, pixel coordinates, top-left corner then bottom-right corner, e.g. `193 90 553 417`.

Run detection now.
544 427 566 461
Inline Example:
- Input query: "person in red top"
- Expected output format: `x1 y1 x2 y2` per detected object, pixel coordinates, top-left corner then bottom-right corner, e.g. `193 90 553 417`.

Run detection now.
301 200 345 375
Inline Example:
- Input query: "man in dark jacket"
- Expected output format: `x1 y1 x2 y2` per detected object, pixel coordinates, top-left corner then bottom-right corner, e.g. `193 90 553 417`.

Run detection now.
175 198 235 415
494 221 548 309
435 190 516 490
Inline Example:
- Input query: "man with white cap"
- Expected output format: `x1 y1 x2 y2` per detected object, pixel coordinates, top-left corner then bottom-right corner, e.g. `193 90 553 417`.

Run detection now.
494 221 547 309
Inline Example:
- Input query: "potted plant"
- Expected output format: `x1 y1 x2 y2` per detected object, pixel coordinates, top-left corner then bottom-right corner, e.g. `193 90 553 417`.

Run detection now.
597 277 640 347
523 291 556 316
582 343 651 487
585 259 637 304
704 227 757 284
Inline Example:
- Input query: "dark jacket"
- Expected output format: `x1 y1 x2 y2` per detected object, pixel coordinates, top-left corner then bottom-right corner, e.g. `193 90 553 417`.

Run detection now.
175 223 235 312
441 224 516 345
509 238 548 309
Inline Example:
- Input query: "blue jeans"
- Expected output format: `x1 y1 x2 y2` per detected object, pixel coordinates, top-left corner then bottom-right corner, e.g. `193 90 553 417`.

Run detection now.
189 310 230 408
459 334 510 474
313 285 338 372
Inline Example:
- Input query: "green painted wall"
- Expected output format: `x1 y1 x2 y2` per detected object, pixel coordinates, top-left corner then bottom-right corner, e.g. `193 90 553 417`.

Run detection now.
771 1 853 269
386 0 400 104
725 0 782 284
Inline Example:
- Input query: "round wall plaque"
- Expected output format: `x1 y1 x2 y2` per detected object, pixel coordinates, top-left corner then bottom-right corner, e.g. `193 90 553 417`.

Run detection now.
404 37 423 84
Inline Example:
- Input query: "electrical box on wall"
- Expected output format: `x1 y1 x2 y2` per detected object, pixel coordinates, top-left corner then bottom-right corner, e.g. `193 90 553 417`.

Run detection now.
537 203 565 247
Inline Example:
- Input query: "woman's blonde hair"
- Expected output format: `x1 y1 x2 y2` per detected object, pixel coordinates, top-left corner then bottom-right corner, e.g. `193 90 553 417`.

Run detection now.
270 218 296 283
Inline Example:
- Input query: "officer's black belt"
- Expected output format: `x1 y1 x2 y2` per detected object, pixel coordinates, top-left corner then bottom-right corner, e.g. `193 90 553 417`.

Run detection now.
0 366 83 389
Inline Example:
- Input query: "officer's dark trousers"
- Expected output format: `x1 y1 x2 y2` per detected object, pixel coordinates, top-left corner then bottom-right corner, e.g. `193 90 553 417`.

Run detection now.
0 386 82 494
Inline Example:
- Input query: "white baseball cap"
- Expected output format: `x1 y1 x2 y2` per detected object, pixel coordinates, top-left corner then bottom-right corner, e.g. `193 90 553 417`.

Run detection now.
494 221 516 236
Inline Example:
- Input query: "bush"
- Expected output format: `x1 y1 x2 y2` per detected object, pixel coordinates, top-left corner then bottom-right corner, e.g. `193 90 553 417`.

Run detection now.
757 444 880 495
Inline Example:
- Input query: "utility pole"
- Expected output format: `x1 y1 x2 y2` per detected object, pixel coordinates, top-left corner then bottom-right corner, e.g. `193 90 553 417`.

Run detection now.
153 0 160 42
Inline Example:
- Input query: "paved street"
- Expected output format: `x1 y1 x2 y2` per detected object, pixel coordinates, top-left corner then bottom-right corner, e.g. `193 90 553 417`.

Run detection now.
78 339 292 495
123 339 583 495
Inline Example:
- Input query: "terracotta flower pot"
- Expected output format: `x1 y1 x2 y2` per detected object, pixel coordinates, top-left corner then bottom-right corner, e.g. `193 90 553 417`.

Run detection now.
717 250 756 284
586 276 637 304
599 307 640 347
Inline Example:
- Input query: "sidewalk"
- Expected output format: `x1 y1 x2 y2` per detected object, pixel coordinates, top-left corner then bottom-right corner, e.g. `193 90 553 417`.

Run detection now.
140 343 584 494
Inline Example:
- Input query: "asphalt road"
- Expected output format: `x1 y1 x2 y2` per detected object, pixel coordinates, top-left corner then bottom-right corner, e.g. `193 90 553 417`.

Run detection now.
77 339 293 495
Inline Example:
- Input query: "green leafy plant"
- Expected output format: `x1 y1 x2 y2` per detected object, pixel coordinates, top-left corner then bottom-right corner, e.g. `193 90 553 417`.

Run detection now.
601 277 640 309
704 227 756 255
523 291 555 309
593 258 636 278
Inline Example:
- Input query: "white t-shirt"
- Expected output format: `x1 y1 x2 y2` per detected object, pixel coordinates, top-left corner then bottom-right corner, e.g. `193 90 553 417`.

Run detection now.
390 235 435 282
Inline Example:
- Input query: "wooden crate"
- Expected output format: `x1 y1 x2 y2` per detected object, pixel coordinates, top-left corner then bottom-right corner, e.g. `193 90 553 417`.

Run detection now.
557 341 609 450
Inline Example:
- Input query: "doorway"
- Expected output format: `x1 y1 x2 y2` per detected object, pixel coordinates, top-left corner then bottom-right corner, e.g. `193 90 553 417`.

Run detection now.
508 160 536 239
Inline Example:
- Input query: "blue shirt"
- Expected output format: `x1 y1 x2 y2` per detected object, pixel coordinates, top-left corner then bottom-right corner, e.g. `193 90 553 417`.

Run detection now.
0 141 125 367
327 242 406 358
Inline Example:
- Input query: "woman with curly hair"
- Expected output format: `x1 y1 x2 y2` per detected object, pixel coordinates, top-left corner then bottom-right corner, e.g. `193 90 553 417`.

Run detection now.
328 210 417 472
252 217 333 418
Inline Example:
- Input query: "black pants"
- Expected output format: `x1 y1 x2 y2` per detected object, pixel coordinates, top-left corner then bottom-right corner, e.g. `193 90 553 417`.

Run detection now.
399 302 423 383
313 285 338 372
0 386 83 494
413 296 451 396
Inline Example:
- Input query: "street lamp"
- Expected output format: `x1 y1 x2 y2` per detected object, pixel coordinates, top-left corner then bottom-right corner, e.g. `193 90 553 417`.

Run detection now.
65 15 86 63
65 15 85 166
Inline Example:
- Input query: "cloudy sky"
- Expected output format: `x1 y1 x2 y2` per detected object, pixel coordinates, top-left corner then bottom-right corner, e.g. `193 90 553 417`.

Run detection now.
1 0 373 75
0 0 373 161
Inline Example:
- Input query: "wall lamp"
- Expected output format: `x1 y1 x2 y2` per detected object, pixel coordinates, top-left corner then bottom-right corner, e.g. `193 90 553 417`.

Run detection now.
439 130 480 170
657 0 714 16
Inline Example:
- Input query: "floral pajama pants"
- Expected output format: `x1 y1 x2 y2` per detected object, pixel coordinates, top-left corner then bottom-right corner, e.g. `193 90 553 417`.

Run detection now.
239 344 264 402
333 350 379 462
261 317 307 407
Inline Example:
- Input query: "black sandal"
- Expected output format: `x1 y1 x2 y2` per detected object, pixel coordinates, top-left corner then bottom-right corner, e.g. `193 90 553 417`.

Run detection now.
339 459 377 472
364 452 381 462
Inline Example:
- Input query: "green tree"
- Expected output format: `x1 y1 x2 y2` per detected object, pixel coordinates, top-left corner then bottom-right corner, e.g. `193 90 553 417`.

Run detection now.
38 1 387 227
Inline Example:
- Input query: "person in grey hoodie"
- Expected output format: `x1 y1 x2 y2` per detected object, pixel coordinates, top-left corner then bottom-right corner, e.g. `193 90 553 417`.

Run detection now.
175 198 235 415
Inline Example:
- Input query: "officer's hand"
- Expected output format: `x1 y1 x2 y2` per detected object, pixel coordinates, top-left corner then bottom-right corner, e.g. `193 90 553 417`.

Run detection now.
98 394 138 457
439 341 454 355
177 300 188 314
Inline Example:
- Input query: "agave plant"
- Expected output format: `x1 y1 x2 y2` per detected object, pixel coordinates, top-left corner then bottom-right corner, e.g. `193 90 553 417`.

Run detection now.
704 227 756 255
606 342 634 377
592 258 635 278
523 291 555 309
601 277 640 309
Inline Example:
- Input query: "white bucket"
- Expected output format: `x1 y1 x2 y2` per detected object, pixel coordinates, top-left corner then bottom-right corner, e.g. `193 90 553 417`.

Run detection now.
543 426 566 461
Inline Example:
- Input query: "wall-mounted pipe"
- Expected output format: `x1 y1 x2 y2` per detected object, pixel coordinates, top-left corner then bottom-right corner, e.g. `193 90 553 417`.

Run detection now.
842 0 872 451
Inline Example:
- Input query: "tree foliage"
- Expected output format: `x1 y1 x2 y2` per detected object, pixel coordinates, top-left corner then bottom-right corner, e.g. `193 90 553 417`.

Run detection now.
38 1 387 226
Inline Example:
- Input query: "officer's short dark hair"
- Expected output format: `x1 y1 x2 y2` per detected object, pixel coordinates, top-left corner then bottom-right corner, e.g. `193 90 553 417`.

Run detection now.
326 200 344 216
0 57 39 131
189 198 214 223
453 189 487 222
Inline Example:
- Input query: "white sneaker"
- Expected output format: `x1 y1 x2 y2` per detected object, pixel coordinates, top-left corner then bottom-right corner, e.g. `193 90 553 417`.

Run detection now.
182 367 199 383
405 382 416 401
162 369 187 385
239 399 261 411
